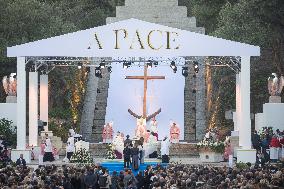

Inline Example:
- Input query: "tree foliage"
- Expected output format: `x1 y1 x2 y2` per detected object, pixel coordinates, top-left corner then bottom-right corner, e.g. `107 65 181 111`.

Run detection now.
0 118 16 147
205 0 284 129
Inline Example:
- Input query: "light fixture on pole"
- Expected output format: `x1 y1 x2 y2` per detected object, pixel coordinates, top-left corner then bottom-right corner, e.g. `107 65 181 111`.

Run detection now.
170 61 177 73
123 61 131 69
85 67 90 73
170 61 176 69
153 61 159 66
95 67 102 78
100 61 106 69
147 62 153 69
182 67 188 77
193 61 199 73
107 66 112 73
77 62 82 69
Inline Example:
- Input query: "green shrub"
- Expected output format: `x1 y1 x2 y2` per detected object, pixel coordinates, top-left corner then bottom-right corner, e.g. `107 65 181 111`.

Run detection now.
236 162 249 169
0 118 16 147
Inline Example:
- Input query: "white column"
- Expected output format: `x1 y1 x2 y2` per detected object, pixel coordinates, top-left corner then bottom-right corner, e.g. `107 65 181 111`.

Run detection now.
237 56 256 163
29 71 38 146
232 73 241 137
40 74 48 131
16 57 26 150
239 57 251 149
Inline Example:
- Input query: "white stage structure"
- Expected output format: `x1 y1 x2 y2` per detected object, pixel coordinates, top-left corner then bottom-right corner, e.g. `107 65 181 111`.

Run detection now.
7 19 260 163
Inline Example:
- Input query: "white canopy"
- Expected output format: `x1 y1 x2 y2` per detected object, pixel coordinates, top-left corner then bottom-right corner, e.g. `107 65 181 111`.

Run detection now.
7 18 260 57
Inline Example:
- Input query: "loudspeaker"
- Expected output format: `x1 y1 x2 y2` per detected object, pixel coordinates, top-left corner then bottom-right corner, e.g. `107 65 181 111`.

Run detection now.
162 155 169 163
149 151 158 158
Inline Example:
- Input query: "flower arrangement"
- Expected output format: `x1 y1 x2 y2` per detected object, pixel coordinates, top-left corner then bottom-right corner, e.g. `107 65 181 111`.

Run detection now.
106 143 117 160
236 162 249 169
197 140 225 153
197 129 225 153
258 127 273 139
70 148 93 164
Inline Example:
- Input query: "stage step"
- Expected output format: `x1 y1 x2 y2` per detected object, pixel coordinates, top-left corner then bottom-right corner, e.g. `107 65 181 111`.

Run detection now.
90 142 199 158
101 159 167 175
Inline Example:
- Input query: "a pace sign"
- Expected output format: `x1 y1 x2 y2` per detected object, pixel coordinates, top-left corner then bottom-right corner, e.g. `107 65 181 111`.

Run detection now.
93 29 180 51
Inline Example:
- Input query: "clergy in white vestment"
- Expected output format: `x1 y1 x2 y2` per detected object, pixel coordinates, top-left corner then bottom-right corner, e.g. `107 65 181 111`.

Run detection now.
161 136 171 163
69 129 76 137
150 118 158 140
43 134 54 162
148 132 158 145
161 136 170 156
66 134 75 160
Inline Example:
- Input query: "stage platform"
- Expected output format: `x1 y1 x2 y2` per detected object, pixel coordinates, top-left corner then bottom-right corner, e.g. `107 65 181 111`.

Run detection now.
27 156 231 170
89 142 199 158
101 159 168 175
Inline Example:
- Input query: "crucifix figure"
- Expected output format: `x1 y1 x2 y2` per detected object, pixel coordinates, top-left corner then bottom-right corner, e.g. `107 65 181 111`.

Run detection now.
126 63 165 121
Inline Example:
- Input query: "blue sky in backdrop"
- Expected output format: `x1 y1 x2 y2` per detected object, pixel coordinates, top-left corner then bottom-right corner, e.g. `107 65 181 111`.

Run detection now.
105 57 185 140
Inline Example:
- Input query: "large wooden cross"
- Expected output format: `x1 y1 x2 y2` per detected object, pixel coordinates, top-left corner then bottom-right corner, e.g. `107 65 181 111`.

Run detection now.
126 63 165 121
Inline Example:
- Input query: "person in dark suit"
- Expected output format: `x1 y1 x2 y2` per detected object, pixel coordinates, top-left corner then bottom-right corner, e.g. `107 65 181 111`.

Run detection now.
124 135 132 147
131 145 140 170
16 154 26 166
123 144 132 168
252 130 261 151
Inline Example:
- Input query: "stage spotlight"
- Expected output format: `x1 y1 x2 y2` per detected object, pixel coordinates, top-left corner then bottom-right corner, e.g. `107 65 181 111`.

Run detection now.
107 66 112 73
170 61 176 69
100 61 106 69
77 62 82 69
85 67 90 73
147 62 153 69
192 89 197 93
12 74 17 79
153 61 159 66
123 61 131 69
170 61 177 73
95 67 102 78
182 67 188 77
193 61 199 73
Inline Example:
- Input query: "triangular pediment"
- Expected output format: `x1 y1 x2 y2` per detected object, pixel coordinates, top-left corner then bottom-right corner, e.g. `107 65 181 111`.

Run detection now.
7 18 260 57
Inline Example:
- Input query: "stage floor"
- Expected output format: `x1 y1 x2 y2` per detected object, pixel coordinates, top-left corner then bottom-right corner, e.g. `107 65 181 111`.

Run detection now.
101 159 168 175
27 156 231 170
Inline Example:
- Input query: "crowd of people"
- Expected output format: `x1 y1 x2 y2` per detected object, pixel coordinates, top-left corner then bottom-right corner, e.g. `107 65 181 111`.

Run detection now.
0 162 283 188
0 136 11 167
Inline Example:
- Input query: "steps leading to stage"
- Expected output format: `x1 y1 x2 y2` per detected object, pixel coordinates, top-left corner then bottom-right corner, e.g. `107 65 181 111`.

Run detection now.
90 142 199 158
169 142 199 157
101 159 167 175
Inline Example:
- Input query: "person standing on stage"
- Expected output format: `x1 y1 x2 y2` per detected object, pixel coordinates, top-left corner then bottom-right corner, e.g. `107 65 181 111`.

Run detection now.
66 133 75 160
43 133 54 162
123 144 132 168
138 143 145 165
161 136 171 163
124 135 132 147
131 144 140 170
